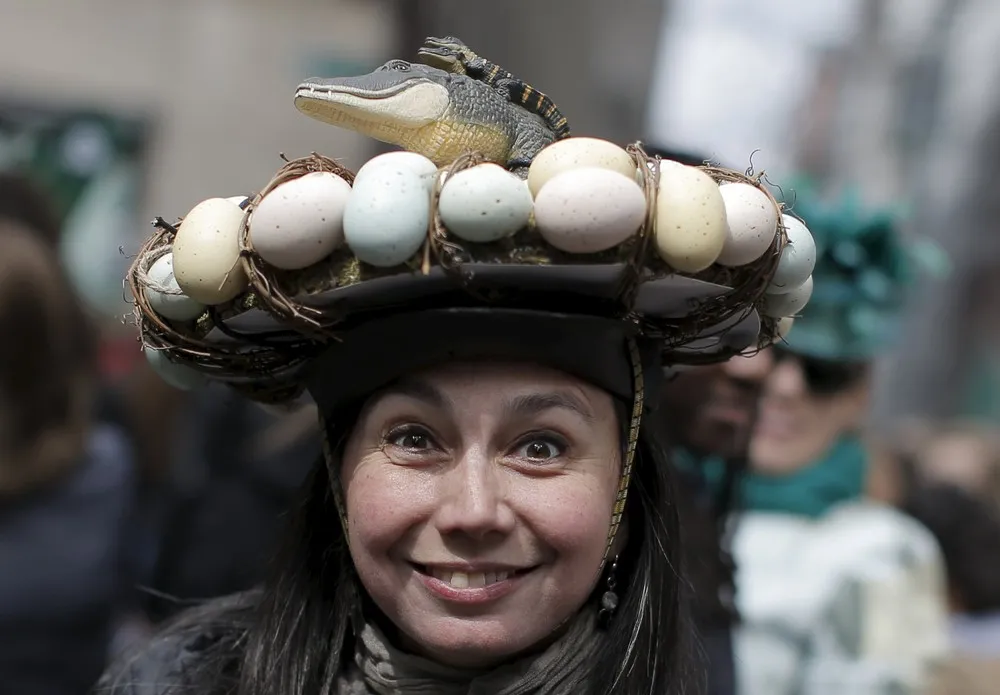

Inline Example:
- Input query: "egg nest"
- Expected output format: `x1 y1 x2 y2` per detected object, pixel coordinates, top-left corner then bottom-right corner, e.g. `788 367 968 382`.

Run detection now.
128 148 786 398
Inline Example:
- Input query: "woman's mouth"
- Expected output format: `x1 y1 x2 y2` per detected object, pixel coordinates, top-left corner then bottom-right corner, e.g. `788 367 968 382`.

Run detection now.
411 563 537 602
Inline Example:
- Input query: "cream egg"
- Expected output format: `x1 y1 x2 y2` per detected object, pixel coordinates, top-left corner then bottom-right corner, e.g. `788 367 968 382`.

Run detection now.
653 162 728 273
249 172 352 270
528 137 637 198
172 197 249 305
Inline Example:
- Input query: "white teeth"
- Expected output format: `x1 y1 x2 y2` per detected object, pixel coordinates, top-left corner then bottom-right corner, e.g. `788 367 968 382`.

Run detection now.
425 568 514 588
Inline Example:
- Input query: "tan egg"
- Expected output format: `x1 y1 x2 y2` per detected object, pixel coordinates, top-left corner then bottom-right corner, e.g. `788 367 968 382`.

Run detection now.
653 162 728 273
716 182 779 266
777 316 795 339
533 168 646 253
763 275 813 318
250 172 352 270
527 137 637 198
172 197 249 305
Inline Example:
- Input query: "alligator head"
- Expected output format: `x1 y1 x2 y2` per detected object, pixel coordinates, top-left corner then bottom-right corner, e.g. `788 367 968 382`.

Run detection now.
294 59 555 171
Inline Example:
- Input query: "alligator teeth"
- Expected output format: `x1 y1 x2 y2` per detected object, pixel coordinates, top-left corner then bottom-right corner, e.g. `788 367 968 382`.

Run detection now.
429 569 511 588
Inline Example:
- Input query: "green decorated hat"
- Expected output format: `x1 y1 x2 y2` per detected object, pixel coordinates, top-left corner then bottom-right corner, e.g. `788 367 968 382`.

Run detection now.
774 177 947 362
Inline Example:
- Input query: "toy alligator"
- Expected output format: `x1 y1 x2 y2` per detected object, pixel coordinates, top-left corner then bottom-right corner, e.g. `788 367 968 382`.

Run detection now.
294 39 568 176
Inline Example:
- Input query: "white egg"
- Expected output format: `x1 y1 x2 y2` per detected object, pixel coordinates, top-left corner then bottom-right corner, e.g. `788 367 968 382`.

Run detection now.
226 196 249 208
172 198 249 305
716 182 779 266
354 151 439 192
145 252 206 321
249 172 352 270
653 162 728 273
144 347 205 391
769 214 817 293
438 163 533 243
344 165 430 267
763 275 813 317
534 168 646 253
528 137 637 198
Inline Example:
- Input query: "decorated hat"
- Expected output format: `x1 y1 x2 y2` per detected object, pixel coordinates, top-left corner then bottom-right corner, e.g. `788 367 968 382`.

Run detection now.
129 37 819 413
773 177 946 362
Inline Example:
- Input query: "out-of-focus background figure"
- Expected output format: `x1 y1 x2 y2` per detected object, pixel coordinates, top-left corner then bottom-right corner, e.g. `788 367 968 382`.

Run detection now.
2 1 1000 693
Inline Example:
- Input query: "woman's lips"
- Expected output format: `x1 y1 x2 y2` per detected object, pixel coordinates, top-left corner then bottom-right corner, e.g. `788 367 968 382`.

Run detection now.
412 564 536 604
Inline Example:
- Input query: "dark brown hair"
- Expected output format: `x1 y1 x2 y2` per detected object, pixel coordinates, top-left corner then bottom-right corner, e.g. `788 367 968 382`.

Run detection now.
0 221 96 495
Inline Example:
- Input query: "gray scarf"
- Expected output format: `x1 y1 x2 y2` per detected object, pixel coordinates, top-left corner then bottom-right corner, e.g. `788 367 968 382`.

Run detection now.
337 610 603 695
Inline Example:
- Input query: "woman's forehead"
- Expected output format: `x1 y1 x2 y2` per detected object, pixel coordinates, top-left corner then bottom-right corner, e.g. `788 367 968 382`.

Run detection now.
364 361 611 414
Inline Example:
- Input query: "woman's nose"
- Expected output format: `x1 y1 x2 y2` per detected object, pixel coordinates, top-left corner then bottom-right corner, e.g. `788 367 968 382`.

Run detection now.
433 446 516 540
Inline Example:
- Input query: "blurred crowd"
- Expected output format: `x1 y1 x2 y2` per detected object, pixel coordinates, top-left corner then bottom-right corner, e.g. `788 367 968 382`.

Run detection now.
2 2 1000 694
2 169 999 694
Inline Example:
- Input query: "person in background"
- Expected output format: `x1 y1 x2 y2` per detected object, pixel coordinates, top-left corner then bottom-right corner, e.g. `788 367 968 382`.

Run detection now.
724 182 951 694
0 220 135 694
646 144 749 695
903 483 1000 695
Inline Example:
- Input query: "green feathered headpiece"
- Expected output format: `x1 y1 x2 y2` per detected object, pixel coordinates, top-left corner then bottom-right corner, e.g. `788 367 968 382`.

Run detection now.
776 177 948 362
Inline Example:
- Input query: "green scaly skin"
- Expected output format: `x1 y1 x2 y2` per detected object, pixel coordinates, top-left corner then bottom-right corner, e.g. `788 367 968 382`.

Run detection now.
294 59 557 176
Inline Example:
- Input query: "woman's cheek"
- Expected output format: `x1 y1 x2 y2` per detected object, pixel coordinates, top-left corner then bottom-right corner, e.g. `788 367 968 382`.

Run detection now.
345 461 433 550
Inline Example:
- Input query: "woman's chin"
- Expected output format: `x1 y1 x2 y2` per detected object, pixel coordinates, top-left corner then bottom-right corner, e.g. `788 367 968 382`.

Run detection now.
399 616 536 669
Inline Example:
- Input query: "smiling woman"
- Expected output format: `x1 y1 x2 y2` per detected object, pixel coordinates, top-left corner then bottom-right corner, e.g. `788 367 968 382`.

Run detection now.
97 36 803 695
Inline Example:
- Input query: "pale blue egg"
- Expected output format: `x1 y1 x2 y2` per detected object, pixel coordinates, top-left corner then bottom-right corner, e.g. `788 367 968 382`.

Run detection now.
145 252 206 322
438 164 533 243
769 215 817 293
344 165 430 267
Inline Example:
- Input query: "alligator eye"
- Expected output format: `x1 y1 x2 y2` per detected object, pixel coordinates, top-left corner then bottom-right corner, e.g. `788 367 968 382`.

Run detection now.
385 59 410 72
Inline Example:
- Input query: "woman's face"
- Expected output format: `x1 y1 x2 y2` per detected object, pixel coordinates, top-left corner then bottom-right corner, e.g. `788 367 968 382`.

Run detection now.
747 349 869 474
341 361 622 668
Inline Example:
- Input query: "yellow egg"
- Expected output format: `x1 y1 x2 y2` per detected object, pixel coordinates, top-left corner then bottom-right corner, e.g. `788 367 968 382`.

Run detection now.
653 162 728 273
777 316 795 339
527 137 637 198
172 198 249 305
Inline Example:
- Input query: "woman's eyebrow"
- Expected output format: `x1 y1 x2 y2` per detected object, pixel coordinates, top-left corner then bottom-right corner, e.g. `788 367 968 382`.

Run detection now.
502 392 595 422
378 377 452 412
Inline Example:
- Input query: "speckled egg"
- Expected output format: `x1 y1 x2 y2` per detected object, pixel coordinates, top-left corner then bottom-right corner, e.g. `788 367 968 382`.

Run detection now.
354 151 439 192
533 168 646 254
653 162 728 273
172 197 249 305
528 137 637 198
763 276 813 317
226 196 249 208
716 182 779 266
438 163 533 243
144 347 205 391
769 214 817 293
249 172 352 270
145 252 206 321
344 165 430 267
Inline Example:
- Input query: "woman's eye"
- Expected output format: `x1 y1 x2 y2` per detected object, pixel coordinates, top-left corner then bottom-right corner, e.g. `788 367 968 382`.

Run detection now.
516 438 564 461
387 427 434 451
